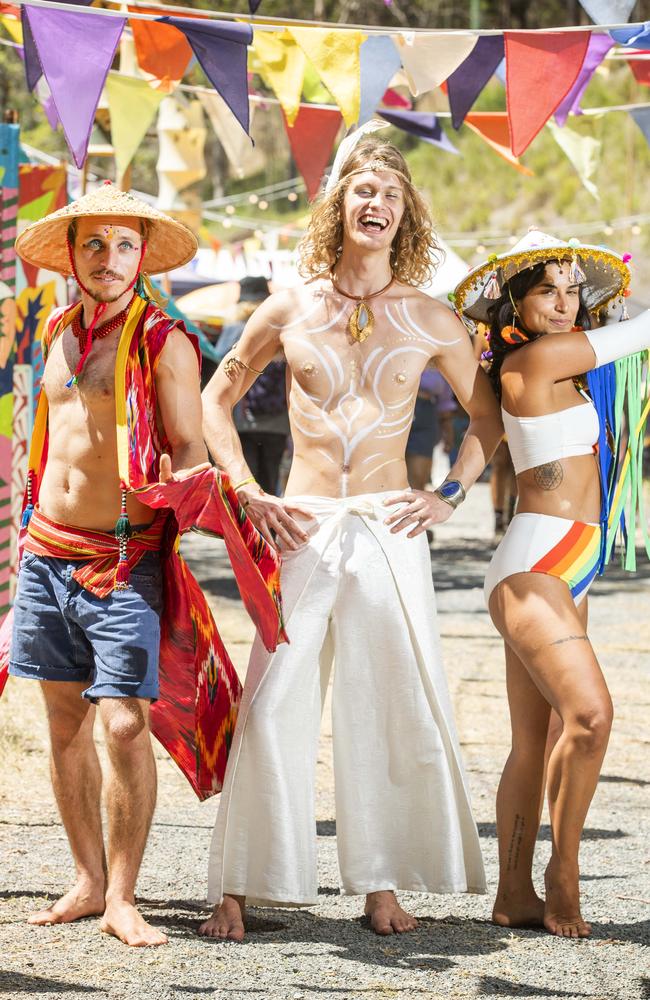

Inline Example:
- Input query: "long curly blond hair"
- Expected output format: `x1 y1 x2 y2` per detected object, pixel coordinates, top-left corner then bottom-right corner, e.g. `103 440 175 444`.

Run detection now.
297 138 442 287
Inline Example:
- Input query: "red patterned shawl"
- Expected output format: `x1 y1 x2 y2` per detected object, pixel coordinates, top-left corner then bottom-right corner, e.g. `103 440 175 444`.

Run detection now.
0 295 286 799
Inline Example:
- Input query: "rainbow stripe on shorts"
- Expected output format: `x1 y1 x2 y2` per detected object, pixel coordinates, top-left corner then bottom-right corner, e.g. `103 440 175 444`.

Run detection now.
530 520 601 602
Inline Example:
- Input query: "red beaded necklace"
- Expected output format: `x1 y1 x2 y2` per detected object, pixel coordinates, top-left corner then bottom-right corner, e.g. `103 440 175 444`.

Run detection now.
71 300 133 355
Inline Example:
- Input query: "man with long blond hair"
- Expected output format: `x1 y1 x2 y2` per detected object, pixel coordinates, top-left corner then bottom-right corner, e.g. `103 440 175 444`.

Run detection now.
200 135 502 940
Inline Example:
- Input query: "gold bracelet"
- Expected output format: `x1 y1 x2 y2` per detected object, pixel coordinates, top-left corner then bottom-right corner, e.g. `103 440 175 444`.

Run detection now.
223 354 264 380
233 476 257 492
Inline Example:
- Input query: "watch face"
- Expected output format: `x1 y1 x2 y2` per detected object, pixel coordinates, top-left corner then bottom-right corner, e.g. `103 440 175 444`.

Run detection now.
440 481 461 498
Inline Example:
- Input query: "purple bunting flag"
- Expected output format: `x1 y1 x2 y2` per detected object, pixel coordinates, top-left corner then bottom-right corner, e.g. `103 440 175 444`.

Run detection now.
630 107 650 147
20 7 41 92
447 35 504 130
379 109 459 155
20 0 94 93
554 33 613 126
249 0 263 12
159 18 253 136
24 6 124 168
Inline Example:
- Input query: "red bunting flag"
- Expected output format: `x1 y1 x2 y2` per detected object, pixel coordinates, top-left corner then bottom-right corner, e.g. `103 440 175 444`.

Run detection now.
282 106 342 201
465 112 533 176
628 54 650 86
505 31 590 156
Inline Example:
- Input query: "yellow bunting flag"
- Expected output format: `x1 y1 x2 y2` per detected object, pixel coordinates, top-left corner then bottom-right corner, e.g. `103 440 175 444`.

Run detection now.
396 31 478 97
253 30 306 127
547 118 602 201
106 72 165 176
289 27 364 128
0 13 22 44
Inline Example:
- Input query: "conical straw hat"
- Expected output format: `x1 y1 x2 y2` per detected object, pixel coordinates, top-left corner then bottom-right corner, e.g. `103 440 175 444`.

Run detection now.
454 229 630 326
15 181 198 275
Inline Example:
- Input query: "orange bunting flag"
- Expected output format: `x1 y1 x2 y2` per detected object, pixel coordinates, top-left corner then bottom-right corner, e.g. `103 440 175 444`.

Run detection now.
464 112 533 176
129 8 193 85
282 106 342 201
505 31 590 156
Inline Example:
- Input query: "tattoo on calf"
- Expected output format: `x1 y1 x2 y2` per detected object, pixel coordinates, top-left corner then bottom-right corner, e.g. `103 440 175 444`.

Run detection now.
533 461 564 490
550 634 589 646
507 813 525 872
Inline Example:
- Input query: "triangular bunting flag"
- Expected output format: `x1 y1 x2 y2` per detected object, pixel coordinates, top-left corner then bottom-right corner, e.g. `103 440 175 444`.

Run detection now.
447 35 504 130
283 106 342 200
129 7 192 85
578 0 636 23
505 31 590 156
249 0 262 12
159 18 253 136
464 112 533 175
253 29 306 127
628 56 650 86
358 35 402 125
0 13 21 43
610 23 650 47
106 73 165 176
20 6 41 90
379 109 459 154
24 5 125 168
396 31 478 97
547 118 601 200
199 91 262 179
289 27 364 128
20 0 92 92
629 106 650 145
554 33 613 126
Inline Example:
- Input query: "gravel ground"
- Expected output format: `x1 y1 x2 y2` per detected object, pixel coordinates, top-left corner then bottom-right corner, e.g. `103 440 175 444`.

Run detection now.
1 483 648 1000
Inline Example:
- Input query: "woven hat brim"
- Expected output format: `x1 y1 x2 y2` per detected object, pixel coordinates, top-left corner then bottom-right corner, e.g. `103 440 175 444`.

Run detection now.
15 205 198 276
455 244 630 325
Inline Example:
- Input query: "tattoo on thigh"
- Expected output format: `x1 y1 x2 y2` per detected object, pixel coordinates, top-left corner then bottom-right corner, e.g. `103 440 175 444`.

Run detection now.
506 813 525 872
550 634 589 646
533 461 564 490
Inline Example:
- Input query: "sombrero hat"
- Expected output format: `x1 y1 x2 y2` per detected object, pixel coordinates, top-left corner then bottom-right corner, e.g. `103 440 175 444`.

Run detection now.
453 229 631 326
15 181 198 276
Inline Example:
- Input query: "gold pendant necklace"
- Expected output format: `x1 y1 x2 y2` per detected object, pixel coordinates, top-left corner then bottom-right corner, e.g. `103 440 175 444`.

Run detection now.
330 272 394 343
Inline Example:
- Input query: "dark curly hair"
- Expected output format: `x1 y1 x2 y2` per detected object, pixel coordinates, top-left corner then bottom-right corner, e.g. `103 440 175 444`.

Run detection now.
487 259 592 400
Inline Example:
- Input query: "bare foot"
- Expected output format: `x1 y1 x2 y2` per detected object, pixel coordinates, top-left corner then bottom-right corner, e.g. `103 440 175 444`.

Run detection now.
492 889 545 929
100 899 168 947
364 891 418 935
198 894 246 942
544 861 591 938
28 880 105 926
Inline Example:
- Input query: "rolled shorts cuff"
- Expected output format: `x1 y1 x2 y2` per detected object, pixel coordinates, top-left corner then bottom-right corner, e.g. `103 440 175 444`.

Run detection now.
9 659 91 684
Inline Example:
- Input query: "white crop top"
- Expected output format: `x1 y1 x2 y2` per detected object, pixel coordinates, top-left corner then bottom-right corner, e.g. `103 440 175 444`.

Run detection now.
502 400 599 475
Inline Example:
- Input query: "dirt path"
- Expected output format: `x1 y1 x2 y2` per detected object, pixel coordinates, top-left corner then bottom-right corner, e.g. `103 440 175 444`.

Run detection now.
1 484 648 1000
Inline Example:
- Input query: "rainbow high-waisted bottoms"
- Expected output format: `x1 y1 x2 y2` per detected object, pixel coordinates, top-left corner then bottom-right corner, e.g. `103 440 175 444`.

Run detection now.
484 512 601 607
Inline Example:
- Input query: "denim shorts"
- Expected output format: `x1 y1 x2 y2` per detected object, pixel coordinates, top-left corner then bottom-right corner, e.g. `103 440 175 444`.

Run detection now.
9 551 163 701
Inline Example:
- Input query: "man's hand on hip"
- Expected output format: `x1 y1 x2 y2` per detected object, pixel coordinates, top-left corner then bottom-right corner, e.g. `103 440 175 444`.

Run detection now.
237 485 316 550
383 489 454 538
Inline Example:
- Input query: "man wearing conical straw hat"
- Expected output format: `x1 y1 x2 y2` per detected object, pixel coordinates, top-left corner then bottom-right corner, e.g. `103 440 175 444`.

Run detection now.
200 131 503 939
9 183 210 946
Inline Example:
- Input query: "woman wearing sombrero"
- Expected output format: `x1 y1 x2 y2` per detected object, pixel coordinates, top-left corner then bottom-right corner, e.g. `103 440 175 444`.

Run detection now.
455 230 650 938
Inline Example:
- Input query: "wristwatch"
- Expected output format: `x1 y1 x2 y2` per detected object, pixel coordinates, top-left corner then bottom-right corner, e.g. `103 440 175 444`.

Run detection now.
434 479 466 509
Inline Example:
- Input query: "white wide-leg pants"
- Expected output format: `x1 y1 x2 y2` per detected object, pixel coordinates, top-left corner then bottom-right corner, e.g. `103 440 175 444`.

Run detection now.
207 493 485 906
